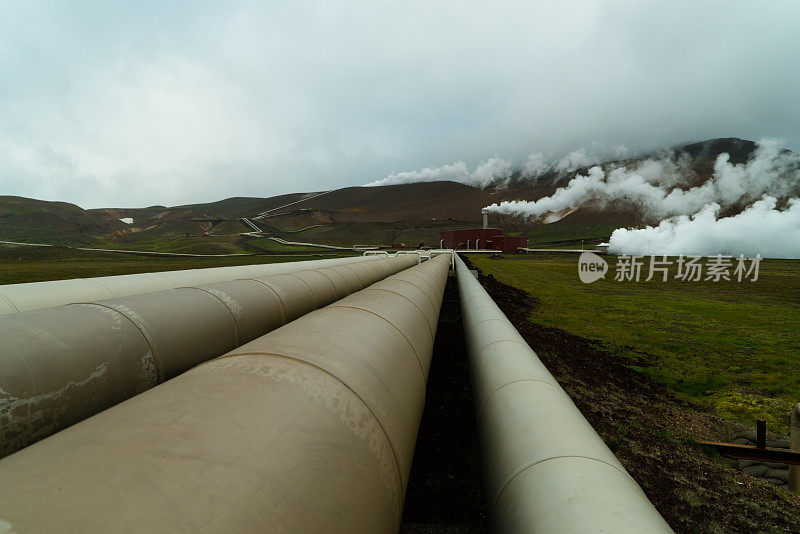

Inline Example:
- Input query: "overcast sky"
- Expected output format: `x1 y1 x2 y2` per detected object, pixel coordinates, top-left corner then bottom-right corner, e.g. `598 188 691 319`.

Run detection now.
1 1 799 208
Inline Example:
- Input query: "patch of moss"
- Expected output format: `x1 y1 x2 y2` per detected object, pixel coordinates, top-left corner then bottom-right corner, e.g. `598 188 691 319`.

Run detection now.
471 254 800 433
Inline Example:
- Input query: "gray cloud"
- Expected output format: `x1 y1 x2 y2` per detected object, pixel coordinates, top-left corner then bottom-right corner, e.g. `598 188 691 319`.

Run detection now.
0 1 798 208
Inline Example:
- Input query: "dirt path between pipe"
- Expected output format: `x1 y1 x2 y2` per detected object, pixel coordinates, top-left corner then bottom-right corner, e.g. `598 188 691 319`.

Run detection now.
402 274 488 533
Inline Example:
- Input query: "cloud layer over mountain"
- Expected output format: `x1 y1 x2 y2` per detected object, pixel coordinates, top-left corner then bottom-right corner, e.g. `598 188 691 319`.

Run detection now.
1 1 799 207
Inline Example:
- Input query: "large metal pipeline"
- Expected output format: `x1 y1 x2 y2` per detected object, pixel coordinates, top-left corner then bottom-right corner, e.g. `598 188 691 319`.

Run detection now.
0 253 452 533
0 254 395 314
0 254 419 458
454 255 672 533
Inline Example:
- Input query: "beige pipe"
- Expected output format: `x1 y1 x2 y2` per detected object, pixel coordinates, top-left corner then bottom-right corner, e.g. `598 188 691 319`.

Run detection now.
454 254 672 533
791 403 800 493
330 263 366 291
0 255 418 458
346 260 378 289
0 255 384 314
0 254 452 533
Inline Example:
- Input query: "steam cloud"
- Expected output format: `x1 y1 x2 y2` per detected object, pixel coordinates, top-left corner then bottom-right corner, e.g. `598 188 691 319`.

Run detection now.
484 139 800 258
485 140 799 220
364 157 511 188
608 196 800 259
365 139 800 257
363 147 615 188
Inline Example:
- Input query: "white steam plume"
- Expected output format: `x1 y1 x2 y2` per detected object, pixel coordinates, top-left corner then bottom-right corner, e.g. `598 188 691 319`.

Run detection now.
521 148 605 179
472 157 512 186
608 196 800 259
484 139 800 222
555 148 599 173
364 144 618 188
363 161 470 187
523 153 550 178
364 157 511 188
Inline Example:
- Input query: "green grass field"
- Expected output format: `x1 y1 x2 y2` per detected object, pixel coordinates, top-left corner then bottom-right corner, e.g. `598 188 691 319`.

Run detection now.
469 253 800 433
246 237 338 252
0 245 352 284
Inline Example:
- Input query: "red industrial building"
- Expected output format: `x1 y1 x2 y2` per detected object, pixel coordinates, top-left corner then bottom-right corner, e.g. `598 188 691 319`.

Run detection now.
439 228 528 253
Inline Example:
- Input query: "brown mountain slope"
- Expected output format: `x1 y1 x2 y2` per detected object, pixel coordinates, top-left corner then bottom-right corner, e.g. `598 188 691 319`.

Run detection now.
1 137 786 250
678 137 757 166
172 193 313 219
277 182 496 222
88 193 312 224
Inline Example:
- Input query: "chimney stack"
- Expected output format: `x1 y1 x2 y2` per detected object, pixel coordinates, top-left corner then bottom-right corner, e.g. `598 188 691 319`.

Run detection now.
481 209 489 229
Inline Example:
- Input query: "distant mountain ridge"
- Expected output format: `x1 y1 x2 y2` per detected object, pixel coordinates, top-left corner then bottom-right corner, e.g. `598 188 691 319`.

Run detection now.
0 138 785 251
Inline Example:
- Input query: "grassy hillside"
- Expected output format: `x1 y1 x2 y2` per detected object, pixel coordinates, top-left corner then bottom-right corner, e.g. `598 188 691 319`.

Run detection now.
469 253 800 433
244 238 341 253
0 196 106 246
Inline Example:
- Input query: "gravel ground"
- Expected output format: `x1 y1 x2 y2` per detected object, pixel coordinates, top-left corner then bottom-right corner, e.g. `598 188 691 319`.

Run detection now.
402 274 488 532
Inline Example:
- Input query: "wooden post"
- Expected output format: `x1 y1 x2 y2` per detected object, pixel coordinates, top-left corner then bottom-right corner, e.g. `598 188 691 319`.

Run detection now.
756 419 766 449
791 404 800 493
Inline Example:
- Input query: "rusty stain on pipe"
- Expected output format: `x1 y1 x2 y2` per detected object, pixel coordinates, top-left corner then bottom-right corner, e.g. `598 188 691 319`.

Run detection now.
0 254 452 533
0 255 418 458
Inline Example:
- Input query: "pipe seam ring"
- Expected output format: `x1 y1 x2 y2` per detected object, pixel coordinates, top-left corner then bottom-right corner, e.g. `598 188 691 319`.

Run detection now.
474 338 530 356
460 296 501 311
326 304 428 381
206 350 406 497
398 274 443 305
286 272 320 308
475 378 563 422
468 316 517 333
249 279 288 324
362 288 436 338
324 267 353 293
395 271 438 294
185 286 241 346
73 302 161 386
310 268 344 297
0 292 19 312
76 278 117 300
91 273 165 298
461 300 499 314
336 264 366 288
155 270 191 290
490 454 636 517
382 277 439 311
313 268 350 296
